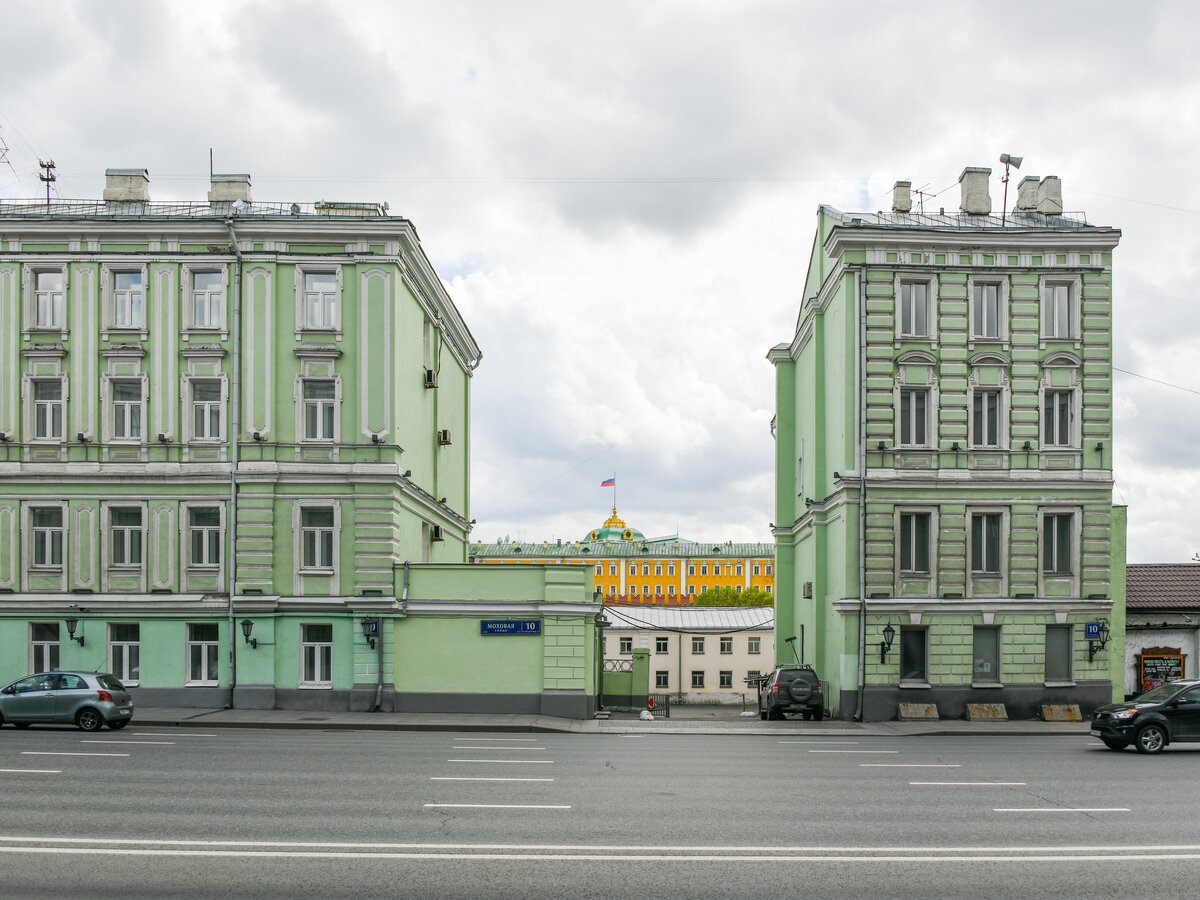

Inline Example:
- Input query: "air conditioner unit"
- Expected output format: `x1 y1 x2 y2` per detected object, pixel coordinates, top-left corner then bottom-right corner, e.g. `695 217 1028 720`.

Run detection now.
431 525 444 541
437 429 452 445
423 368 437 388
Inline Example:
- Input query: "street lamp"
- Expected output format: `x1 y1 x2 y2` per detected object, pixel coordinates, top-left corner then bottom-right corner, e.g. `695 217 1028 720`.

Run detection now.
879 622 896 664
65 617 85 647
240 618 257 649
360 617 377 650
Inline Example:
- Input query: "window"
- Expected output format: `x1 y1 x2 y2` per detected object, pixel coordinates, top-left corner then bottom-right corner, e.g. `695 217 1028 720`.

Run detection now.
31 623 59 674
302 380 336 441
766 564 773 576
642 564 650 576
655 636 669 654
655 671 669 689
112 381 143 440
720 636 733 654
700 564 708 576
654 563 662 576
899 512 931 574
688 585 696 595
619 636 633 654
899 281 930 337
736 585 743 593
110 508 143 567
970 513 1002 574
667 563 675 576
301 507 335 570
32 508 64 567
691 636 705 654
700 585 708 594
594 564 602 576
191 380 223 440
899 627 927 682
33 380 64 441
304 272 338 329
748 636 761 655
110 623 140 684
899 388 929 446
719 671 733 689
688 564 695 576
736 563 743 576
191 272 224 329
643 584 649 596
667 585 676 597
189 508 221 567
1043 390 1073 447
301 623 333 686
972 390 1001 447
1045 625 1073 682
972 282 1001 339
973 626 1001 682
1042 282 1075 338
608 563 617 577
629 563 636 575
112 272 144 328
187 623 219 685
628 585 639 597
34 271 64 328
691 671 705 689
747 669 761 681
753 563 761 576
766 585 772 594
653 584 661 596
1043 513 1074 575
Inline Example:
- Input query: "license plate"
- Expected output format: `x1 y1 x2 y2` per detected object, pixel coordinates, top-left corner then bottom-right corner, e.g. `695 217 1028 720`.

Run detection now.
120 708 131 716
1089 729 1100 737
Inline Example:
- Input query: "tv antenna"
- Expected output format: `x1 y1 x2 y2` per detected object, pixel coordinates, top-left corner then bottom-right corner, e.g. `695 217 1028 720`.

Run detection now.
0 127 16 177
38 158 57 209
999 153 1022 225
913 183 932 214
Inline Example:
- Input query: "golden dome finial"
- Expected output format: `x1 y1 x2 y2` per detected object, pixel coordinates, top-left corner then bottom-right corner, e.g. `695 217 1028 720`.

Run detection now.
602 506 626 529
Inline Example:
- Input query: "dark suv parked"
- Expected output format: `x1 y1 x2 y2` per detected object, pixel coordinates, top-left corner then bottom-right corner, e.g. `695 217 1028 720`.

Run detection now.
754 665 825 721
1090 679 1200 753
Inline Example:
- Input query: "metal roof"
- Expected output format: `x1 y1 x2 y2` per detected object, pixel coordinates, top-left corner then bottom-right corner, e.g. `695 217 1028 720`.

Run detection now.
0 199 393 220
822 204 1108 233
603 605 774 631
472 540 774 559
1127 564 1200 609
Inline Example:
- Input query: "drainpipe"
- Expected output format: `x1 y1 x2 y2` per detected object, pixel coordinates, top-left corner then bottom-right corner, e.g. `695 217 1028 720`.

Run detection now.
853 264 868 722
225 219 243 709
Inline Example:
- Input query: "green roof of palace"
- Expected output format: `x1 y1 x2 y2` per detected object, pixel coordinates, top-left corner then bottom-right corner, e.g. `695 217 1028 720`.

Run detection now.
470 539 775 560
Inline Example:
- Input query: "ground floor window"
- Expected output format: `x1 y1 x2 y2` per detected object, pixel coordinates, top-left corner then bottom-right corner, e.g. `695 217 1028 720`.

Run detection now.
899 627 927 682
31 623 59 673
691 670 705 689
972 626 1001 683
187 622 219 685
1045 625 1073 682
719 671 733 689
302 623 333 687
655 670 669 689
110 623 140 684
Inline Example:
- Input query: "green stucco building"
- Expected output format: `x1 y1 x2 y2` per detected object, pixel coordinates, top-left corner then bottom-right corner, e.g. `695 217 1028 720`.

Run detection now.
0 169 599 717
769 168 1126 720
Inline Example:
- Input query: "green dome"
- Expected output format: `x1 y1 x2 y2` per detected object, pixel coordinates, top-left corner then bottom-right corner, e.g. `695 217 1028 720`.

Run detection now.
583 508 645 543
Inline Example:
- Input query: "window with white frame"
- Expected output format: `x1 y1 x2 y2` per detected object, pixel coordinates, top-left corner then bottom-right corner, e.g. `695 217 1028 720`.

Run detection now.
34 271 65 329
688 585 696 595
899 280 931 337
1043 389 1074 447
700 563 708 576
111 381 143 440
654 584 663 596
655 670 669 689
719 671 733 689
191 380 223 441
31 623 60 674
643 583 649 595
720 636 733 654
899 388 929 446
642 563 650 576
110 508 143 567
619 636 633 654
628 563 636 575
667 563 675 576
1045 625 1073 682
899 627 927 682
654 563 662 576
655 636 669 654
187 622 219 684
629 585 639 596
899 512 931 574
302 380 336 441
594 564 602 576
109 623 140 684
189 507 221 568
301 507 335 570
688 564 695 576
112 271 144 328
1042 512 1074 575
700 585 708 594
692 636 705 654
970 512 1002 574
31 507 64 567
736 563 744 576
748 636 761 654
663 584 673 597
303 272 338 329
301 623 333 686
1042 281 1076 339
33 380 64 441
972 281 1003 339
972 389 1001 448
191 271 225 329
753 562 761 576
735 585 743 593
691 671 705 689
766 564 772 576
609 563 617 576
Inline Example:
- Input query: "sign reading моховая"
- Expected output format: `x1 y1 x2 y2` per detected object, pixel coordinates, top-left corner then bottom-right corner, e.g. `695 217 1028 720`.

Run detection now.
480 620 542 636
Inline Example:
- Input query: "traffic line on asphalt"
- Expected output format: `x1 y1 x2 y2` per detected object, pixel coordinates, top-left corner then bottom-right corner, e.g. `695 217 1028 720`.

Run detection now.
447 759 554 764
0 769 62 774
431 777 554 783
450 746 546 751
453 738 542 742
911 782 1026 786
994 808 1131 813
861 764 960 768
127 733 218 737
808 750 898 754
20 752 130 758
778 741 859 745
81 740 175 746
423 804 571 810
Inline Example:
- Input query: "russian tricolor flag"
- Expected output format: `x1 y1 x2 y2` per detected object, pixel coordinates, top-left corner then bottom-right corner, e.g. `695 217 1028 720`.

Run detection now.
600 477 616 487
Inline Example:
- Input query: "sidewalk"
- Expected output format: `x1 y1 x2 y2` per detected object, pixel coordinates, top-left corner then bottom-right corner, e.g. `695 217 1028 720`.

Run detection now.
130 705 1090 737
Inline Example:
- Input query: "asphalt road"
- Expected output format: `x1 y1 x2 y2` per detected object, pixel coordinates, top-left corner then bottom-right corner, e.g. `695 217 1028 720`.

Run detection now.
1 725 1198 898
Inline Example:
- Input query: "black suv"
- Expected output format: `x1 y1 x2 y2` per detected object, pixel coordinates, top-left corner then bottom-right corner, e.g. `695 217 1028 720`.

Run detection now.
753 666 825 721
1090 679 1200 753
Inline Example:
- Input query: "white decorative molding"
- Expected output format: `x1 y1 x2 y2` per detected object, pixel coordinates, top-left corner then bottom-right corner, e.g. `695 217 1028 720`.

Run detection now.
151 503 176 590
0 265 17 435
245 266 273 436
0 504 16 589
359 268 392 440
74 505 96 590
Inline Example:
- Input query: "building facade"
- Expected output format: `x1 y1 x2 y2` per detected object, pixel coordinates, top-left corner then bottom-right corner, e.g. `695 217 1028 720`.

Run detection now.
472 507 775 603
769 168 1126 721
0 169 599 716
1124 563 1200 699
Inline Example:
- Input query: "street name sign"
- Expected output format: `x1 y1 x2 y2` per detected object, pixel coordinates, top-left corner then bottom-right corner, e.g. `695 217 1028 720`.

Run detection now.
481 619 542 636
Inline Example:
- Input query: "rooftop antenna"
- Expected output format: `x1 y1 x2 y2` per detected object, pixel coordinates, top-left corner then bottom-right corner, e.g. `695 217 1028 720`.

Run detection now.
0 127 16 177
999 153 1022 225
37 159 56 209
913 183 932 214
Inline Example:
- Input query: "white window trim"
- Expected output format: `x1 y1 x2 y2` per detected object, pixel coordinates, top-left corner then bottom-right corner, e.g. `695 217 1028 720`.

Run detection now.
967 507 1009 596
185 623 221 686
1039 274 1082 345
101 375 148 445
893 273 938 342
108 623 141 686
897 386 933 449
25 374 67 444
23 501 68 577
691 636 705 654
967 276 1010 344
894 507 938 595
181 264 229 337
22 264 68 336
294 500 341 576
296 376 342 443
180 501 225 574
1038 507 1082 594
104 501 147 572
967 373 1009 450
101 263 150 338
30 622 61 674
1038 360 1082 451
655 636 669 654
294 265 343 338
748 636 761 654
300 623 334 688
184 376 227 444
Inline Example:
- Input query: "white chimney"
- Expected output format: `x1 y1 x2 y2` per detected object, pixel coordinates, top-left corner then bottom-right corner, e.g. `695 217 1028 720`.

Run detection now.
208 174 252 204
892 181 912 214
959 166 992 215
1037 176 1063 215
103 168 150 202
1016 175 1040 210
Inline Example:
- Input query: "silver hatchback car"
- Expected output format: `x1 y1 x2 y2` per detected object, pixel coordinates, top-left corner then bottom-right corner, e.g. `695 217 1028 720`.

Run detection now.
0 671 134 731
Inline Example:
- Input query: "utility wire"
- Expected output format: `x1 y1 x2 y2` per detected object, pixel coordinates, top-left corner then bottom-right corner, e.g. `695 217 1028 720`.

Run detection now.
1114 366 1200 397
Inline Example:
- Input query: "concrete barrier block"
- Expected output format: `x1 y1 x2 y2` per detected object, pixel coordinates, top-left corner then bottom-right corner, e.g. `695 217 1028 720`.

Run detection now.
1041 704 1082 722
898 702 940 720
966 703 1008 721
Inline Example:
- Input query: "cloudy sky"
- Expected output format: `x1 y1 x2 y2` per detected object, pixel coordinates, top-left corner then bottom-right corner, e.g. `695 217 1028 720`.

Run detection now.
2 0 1197 562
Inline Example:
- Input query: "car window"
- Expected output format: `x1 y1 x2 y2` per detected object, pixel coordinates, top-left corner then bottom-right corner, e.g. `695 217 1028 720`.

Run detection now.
58 674 87 690
1178 686 1200 704
14 675 55 693
97 675 126 692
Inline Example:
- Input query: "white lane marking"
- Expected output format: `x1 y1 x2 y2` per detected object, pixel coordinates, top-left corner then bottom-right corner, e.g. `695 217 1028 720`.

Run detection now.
81 741 175 746
911 782 1026 786
424 804 571 810
20 752 130 758
431 777 554 782
453 738 541 742
450 746 546 751
861 764 961 768
447 759 554 764
779 741 859 745
127 733 218 737
808 750 898 754
0 769 61 774
994 808 1130 813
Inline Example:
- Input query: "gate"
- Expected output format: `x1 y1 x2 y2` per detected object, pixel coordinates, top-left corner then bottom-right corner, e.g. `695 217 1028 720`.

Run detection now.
647 693 670 718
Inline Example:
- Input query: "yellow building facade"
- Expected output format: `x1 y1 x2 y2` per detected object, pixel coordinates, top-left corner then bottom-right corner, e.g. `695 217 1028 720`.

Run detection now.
471 508 775 604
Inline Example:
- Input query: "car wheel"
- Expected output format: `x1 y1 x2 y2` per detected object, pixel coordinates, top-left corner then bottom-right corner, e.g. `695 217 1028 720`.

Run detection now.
788 681 813 703
75 708 104 732
760 710 768 720
801 710 812 720
1134 723 1167 754
108 720 129 730
1101 738 1127 751
812 708 824 722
